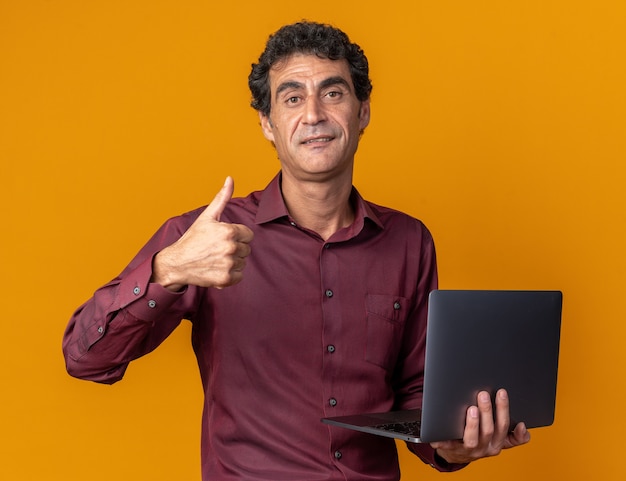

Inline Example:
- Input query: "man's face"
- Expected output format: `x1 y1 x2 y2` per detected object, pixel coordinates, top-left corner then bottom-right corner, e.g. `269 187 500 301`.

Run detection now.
259 54 370 183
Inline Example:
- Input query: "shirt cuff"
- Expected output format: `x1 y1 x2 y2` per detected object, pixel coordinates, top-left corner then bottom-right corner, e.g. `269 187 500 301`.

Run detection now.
117 254 187 322
407 443 468 472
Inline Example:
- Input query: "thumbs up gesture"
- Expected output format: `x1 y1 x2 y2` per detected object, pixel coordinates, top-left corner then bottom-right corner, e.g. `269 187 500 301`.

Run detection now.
152 177 254 291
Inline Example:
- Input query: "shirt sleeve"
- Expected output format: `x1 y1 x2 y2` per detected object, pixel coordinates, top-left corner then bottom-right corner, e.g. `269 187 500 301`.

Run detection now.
391 220 469 472
390 219 437 409
62 213 201 384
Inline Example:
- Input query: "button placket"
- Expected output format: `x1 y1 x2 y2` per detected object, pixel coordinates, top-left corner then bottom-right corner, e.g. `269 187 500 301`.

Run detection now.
320 240 340 441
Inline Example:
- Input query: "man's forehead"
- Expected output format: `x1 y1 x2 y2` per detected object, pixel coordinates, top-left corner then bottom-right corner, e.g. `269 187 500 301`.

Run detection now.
268 54 352 88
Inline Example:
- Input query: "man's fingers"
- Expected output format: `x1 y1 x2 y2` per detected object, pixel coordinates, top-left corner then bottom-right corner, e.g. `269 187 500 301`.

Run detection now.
233 224 255 244
462 405 480 448
508 422 530 447
235 238 253 258
477 391 495 438
492 389 511 444
431 389 529 464
200 176 235 222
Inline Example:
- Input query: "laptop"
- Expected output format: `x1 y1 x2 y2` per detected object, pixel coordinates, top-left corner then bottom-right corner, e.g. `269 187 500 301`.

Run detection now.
322 290 563 443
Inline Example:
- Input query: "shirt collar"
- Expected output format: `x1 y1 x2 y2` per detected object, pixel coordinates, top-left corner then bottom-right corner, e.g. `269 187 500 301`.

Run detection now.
254 173 290 224
255 172 384 230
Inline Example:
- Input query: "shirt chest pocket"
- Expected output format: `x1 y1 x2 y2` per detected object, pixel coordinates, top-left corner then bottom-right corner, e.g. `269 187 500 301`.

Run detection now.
365 294 409 371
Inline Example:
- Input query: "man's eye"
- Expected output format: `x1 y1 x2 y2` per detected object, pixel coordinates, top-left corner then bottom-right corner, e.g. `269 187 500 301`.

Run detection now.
326 91 342 98
287 97 300 104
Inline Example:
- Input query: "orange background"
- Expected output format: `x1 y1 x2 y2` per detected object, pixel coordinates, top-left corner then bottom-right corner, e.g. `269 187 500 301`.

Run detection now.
1 1 625 480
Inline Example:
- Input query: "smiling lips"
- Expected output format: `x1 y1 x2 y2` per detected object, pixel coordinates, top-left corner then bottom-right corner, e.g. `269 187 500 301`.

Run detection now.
301 135 334 145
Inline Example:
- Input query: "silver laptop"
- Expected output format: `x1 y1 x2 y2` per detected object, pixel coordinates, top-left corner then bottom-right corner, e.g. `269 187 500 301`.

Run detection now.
322 290 563 443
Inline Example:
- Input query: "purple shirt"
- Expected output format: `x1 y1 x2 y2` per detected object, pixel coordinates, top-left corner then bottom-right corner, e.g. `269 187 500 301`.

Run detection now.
63 174 460 480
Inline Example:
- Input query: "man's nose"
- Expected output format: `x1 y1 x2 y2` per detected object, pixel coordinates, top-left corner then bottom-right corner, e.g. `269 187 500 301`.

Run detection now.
302 96 326 125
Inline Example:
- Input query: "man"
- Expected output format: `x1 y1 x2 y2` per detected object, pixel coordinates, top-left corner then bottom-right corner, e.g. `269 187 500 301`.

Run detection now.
63 21 530 480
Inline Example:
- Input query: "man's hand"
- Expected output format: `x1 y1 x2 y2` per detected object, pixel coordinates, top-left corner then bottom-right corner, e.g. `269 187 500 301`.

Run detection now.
431 389 531 465
152 177 254 292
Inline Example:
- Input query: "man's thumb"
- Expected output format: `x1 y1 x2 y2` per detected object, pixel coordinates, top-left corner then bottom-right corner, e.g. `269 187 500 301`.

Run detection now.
202 176 234 222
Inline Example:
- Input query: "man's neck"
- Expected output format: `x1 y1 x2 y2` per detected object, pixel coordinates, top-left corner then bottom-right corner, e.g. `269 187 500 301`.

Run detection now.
280 173 354 241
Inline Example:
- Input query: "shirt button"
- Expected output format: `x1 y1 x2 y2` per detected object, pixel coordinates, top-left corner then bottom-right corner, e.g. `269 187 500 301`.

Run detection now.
133 286 141 295
97 326 104 334
393 301 401 310
329 398 337 407
334 450 342 460
325 289 334 298
327 344 336 353
290 221 297 227
147 300 157 309
324 244 331 249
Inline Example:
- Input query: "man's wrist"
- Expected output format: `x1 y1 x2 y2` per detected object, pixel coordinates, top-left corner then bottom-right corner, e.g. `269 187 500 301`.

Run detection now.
432 448 469 471
151 250 185 292
433 449 452 467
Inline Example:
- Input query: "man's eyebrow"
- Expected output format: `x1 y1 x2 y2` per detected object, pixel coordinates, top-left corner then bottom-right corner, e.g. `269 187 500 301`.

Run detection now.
319 76 352 92
275 76 352 97
276 81 304 97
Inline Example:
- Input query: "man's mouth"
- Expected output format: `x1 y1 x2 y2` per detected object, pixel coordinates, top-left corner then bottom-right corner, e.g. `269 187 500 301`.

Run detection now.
302 136 334 145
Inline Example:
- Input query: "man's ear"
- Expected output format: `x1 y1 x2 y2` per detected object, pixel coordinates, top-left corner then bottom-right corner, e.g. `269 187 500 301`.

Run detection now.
259 111 275 142
358 99 371 131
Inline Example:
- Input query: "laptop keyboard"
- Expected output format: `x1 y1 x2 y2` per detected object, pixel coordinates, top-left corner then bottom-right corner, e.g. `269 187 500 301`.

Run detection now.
372 421 421 437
